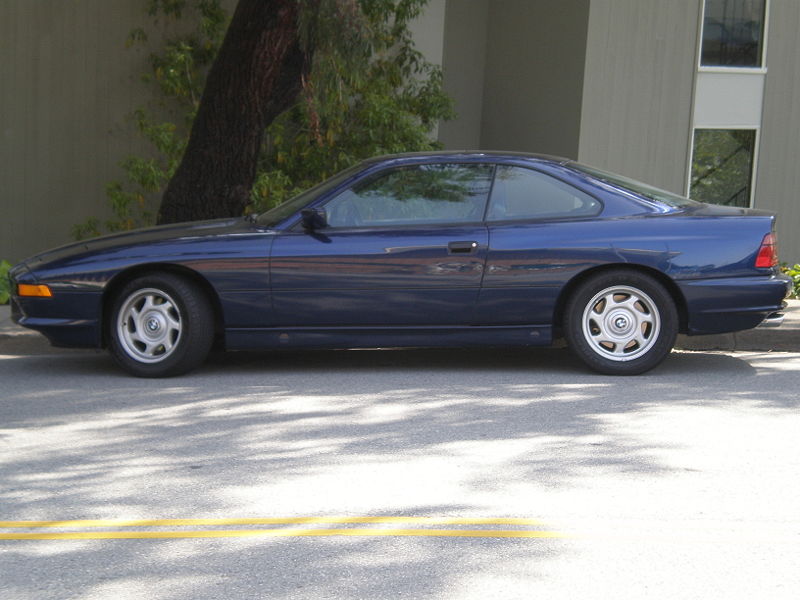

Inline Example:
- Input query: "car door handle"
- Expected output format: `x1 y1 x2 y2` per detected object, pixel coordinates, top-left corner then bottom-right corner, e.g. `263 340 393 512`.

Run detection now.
448 241 479 254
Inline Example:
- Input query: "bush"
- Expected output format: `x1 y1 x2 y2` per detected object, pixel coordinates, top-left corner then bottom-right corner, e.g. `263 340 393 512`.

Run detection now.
782 263 800 299
0 260 11 305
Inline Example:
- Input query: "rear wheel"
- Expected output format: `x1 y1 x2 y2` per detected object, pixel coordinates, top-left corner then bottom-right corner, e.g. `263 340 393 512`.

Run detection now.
108 273 213 377
564 270 678 375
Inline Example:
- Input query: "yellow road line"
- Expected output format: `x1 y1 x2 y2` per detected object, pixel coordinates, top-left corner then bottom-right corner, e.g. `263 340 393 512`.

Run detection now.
0 516 544 529
0 528 568 541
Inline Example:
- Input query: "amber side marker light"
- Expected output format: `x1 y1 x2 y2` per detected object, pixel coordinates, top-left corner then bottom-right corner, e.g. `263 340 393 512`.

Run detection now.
17 284 53 298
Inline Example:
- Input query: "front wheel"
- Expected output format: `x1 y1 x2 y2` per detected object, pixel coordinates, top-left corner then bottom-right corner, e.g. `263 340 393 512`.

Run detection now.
108 273 214 377
564 270 678 375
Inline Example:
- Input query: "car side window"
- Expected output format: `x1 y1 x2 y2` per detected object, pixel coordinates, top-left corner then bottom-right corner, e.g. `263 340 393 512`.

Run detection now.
487 165 601 221
324 164 494 228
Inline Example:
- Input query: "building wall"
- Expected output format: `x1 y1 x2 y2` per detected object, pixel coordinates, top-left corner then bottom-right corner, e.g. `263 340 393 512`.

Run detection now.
756 0 800 262
407 0 447 141
408 0 446 68
479 0 590 157
0 1 158 263
578 0 701 194
439 0 489 150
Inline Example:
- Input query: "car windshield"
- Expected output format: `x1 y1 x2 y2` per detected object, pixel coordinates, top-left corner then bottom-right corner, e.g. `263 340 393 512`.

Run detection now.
569 162 699 208
256 163 366 228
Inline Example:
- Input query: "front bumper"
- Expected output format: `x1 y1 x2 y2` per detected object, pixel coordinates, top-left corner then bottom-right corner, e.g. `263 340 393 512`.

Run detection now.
11 292 103 348
9 260 104 348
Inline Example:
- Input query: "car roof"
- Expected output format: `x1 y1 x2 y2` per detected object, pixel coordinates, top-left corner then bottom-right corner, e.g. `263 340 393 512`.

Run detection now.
361 151 571 166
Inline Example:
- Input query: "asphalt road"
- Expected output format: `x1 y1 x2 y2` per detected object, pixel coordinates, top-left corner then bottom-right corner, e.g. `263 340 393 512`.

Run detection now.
1 337 800 599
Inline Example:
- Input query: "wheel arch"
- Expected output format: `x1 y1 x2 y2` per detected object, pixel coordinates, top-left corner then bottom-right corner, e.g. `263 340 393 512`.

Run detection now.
100 263 225 348
553 264 689 335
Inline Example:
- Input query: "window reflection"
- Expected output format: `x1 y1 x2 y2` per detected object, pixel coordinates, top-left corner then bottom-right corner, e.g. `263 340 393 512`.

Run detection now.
701 0 766 68
325 164 494 227
690 129 755 207
487 166 600 221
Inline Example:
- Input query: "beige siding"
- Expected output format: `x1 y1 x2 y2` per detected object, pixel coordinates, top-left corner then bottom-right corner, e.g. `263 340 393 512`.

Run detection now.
0 1 165 262
409 0 446 68
439 0 489 150
756 0 800 262
578 0 701 193
480 0 590 157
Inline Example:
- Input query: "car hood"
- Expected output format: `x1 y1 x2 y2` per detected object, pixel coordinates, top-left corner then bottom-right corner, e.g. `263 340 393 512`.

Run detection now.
20 218 258 270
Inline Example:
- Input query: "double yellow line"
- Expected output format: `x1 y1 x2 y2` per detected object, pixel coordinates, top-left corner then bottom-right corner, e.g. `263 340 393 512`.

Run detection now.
0 516 567 540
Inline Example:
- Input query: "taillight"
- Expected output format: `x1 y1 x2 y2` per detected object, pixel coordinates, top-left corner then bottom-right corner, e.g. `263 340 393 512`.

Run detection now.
755 232 778 268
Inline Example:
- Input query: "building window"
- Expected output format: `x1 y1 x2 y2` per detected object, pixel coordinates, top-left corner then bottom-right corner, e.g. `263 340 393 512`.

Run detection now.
701 0 766 68
690 129 756 207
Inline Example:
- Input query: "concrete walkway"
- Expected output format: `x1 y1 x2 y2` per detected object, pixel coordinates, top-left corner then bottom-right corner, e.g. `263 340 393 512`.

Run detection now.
2 300 799 353
1 304 23 337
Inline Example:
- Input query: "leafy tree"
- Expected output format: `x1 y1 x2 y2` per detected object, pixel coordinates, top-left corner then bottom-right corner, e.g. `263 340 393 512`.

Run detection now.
74 0 453 237
158 0 317 224
251 0 455 212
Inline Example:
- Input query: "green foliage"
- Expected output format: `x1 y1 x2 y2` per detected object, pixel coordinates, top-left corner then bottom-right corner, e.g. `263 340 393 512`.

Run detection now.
781 263 800 298
253 0 455 212
74 0 454 238
0 260 11 305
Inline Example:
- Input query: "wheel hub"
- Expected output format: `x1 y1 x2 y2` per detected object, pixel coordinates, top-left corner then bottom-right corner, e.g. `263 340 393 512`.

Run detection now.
607 310 635 338
146 316 162 334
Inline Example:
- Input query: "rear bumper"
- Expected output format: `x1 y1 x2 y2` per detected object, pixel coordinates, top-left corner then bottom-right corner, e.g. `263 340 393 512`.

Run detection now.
678 274 792 335
758 303 787 328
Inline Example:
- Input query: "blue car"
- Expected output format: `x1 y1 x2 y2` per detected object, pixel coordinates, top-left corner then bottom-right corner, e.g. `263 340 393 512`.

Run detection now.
8 152 791 376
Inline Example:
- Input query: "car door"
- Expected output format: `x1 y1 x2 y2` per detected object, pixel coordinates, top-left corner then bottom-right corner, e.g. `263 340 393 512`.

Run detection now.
476 164 605 325
269 162 494 327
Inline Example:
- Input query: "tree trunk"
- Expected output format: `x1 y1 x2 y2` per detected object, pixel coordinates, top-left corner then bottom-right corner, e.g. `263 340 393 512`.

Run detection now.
158 0 310 224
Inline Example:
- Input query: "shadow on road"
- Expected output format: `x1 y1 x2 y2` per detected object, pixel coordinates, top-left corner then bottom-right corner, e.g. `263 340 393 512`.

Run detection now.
1 341 797 599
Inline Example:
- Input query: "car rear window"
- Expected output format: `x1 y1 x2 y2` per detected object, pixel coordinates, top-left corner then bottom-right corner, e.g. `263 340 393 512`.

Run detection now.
569 162 699 209
487 166 601 221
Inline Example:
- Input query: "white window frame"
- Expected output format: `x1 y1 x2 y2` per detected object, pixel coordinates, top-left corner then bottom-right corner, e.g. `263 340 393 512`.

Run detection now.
698 0 770 73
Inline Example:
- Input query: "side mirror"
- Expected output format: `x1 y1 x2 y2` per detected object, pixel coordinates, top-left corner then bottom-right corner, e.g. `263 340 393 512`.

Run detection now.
300 208 327 231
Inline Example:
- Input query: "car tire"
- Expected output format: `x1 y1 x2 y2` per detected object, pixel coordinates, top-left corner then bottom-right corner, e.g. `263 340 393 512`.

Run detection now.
108 273 214 377
564 270 678 375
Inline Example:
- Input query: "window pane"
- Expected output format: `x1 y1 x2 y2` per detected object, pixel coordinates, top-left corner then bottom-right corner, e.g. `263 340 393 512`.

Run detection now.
701 0 766 67
325 164 493 227
690 129 755 207
570 163 698 208
487 166 600 221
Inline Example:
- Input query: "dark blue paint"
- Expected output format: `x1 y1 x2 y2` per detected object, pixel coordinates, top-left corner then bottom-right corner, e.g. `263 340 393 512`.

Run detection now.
9 152 792 354
224 324 551 352
270 225 488 326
